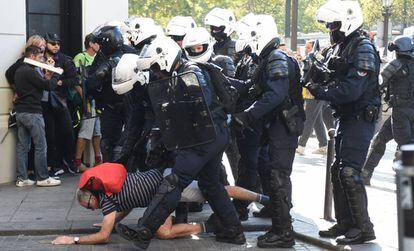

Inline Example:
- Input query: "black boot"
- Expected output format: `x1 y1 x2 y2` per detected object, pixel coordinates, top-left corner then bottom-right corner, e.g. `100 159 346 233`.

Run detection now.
336 167 376 245
258 170 295 248
215 224 246 245
319 163 352 238
188 202 204 212
115 223 151 250
233 199 249 221
174 202 188 224
257 227 295 248
253 205 272 218
319 223 348 238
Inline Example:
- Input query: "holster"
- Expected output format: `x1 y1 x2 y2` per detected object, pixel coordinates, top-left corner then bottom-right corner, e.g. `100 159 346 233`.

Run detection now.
364 105 379 122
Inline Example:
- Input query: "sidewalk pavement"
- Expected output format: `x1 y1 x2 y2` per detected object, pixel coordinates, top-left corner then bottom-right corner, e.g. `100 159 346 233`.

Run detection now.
0 138 398 250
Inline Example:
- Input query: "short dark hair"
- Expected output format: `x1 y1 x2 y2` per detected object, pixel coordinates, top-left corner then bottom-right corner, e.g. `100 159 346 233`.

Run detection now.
24 45 43 58
84 33 96 49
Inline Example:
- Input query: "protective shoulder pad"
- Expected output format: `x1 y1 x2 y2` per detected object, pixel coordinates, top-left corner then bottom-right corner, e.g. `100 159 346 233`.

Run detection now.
355 39 377 72
266 49 289 80
381 59 403 86
212 55 235 77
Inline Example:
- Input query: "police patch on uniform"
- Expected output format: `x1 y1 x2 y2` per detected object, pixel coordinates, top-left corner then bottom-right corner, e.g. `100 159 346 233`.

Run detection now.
357 70 368 77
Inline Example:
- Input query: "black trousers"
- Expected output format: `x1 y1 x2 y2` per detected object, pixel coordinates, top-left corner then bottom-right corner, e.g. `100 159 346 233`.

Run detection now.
42 102 75 171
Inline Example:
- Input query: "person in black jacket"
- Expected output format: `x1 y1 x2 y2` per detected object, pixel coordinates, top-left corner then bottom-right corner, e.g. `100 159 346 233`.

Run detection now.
6 35 47 179
42 33 79 175
14 46 62 187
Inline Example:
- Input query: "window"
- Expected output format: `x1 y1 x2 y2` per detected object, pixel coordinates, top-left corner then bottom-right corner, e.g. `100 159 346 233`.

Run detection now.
26 0 82 57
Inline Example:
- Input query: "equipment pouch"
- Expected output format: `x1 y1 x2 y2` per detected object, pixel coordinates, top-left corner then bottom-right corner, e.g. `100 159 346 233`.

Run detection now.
364 105 379 122
281 105 299 134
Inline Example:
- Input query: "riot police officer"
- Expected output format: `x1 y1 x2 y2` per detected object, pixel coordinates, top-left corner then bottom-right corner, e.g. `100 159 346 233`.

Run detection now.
362 36 414 184
204 8 239 66
126 17 164 53
306 0 380 244
115 37 245 249
232 14 304 248
383 36 414 147
165 16 197 49
86 25 128 162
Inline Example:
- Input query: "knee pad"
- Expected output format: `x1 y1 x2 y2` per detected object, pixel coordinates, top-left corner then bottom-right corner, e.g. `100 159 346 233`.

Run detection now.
270 169 289 190
339 167 363 188
158 173 180 194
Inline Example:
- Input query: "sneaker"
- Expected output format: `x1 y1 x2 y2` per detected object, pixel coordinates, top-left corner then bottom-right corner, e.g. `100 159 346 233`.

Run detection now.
16 179 36 187
36 177 61 187
312 146 327 155
63 159 78 174
296 145 305 155
53 169 65 176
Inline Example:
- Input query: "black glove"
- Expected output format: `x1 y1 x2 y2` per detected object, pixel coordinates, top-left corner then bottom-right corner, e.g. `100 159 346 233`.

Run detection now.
305 82 324 98
231 112 254 132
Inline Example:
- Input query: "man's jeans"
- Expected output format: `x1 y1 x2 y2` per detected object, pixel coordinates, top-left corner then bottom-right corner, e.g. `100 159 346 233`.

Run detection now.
16 112 49 181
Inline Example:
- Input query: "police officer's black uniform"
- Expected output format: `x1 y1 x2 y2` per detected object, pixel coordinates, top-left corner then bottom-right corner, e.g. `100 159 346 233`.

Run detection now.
232 38 305 248
119 56 245 249
362 36 414 184
307 30 380 244
86 26 131 162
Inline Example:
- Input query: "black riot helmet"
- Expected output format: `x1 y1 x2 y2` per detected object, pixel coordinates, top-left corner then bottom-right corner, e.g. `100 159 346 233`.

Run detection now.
93 25 124 56
388 36 414 58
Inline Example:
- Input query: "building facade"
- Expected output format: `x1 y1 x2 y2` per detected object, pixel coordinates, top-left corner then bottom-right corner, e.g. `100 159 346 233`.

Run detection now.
0 0 128 184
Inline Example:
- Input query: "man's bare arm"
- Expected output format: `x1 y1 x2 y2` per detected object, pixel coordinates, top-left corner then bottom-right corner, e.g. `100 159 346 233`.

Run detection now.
52 211 116 245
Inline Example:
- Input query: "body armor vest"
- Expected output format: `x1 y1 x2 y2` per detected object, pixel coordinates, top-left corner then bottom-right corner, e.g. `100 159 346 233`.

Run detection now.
329 34 380 115
388 58 414 107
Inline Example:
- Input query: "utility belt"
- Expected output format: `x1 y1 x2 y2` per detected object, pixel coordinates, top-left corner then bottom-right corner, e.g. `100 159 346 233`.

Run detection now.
334 105 379 122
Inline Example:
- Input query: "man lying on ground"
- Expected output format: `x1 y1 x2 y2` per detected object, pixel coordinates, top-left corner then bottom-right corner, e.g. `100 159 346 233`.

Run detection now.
52 165 269 245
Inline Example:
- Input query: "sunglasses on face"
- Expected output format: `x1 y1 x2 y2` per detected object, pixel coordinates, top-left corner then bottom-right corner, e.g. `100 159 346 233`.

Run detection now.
48 41 60 46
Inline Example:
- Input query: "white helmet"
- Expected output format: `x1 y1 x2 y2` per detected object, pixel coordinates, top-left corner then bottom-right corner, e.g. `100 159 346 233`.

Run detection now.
136 37 182 73
126 17 155 30
236 14 278 55
165 16 197 37
182 27 214 63
316 0 363 37
204 7 236 38
235 13 255 53
112 54 148 95
126 17 164 48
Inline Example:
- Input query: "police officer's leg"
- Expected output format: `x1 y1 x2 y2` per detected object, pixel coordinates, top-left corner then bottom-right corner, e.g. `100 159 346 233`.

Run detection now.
233 121 262 220
130 123 230 248
198 153 245 244
257 122 296 248
336 119 376 244
100 105 124 162
392 108 414 147
225 127 240 180
254 144 272 218
257 148 295 248
362 116 393 184
319 130 352 237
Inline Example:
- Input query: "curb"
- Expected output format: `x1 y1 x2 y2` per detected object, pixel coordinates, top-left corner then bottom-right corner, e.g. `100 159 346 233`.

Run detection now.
0 222 347 251
294 231 351 251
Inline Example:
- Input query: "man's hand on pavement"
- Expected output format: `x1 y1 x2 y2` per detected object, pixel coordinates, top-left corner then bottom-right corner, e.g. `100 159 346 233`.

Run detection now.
52 235 75 245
